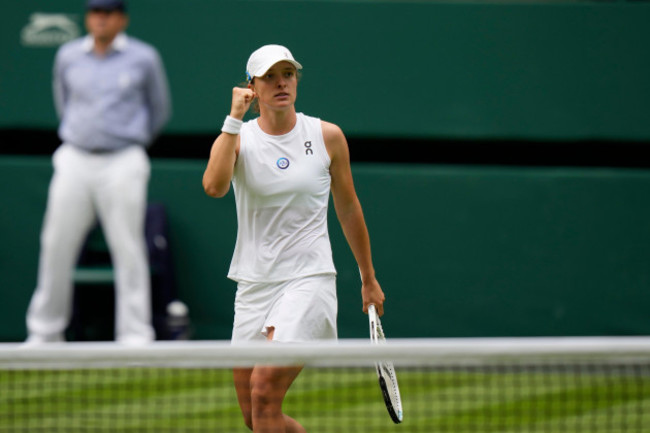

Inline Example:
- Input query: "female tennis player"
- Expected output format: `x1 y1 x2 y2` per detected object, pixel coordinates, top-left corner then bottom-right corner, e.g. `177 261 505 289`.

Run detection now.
202 44 385 432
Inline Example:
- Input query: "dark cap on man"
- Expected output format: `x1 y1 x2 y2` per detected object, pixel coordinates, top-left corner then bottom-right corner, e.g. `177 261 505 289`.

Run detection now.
86 0 126 12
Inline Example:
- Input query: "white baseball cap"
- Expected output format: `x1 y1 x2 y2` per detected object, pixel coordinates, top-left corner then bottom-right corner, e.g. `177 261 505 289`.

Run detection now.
246 44 303 81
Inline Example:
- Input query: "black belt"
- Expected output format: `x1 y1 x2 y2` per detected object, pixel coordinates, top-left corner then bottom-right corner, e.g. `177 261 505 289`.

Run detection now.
78 147 119 155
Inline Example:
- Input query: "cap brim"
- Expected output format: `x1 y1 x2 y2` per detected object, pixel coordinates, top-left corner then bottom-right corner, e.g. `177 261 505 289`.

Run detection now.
86 6 125 11
251 59 302 79
86 0 125 11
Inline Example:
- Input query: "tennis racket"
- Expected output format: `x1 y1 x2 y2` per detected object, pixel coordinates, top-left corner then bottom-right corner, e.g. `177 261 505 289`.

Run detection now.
368 304 403 424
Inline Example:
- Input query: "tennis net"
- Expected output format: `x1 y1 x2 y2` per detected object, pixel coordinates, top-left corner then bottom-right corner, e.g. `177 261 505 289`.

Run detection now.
1 337 649 432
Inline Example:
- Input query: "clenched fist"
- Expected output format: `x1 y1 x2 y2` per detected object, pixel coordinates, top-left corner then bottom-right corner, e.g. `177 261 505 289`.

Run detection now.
230 87 256 120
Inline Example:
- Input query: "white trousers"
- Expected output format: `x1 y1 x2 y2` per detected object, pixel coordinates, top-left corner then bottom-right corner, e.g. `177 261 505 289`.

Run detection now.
26 144 154 344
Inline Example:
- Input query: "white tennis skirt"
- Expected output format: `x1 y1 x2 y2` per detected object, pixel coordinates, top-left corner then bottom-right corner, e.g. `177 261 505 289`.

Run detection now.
231 273 338 343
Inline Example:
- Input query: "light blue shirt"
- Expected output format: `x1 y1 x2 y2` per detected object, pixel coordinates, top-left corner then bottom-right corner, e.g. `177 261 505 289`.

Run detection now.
53 33 171 151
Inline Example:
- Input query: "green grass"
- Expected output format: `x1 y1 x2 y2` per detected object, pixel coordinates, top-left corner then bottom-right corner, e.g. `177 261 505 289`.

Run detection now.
1 366 650 432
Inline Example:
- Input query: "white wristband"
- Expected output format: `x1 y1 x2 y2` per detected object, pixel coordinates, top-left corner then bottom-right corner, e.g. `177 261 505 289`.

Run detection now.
221 115 243 135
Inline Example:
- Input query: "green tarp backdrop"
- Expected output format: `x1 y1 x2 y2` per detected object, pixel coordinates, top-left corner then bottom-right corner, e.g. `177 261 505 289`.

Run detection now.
1 0 650 139
2 157 650 341
1 1 650 341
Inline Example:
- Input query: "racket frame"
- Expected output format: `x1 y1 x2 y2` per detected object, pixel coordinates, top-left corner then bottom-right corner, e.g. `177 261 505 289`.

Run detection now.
368 304 403 424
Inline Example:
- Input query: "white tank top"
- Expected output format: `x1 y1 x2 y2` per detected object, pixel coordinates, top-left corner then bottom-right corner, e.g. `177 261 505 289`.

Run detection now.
228 113 337 282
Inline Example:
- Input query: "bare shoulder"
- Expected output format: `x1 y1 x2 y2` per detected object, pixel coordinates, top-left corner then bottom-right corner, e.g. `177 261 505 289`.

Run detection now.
321 120 347 155
321 120 345 142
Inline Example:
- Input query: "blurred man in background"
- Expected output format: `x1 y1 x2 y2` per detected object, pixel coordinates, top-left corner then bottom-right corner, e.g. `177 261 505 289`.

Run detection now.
25 0 171 345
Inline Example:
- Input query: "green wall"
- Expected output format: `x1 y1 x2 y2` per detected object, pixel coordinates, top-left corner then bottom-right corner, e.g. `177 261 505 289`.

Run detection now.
2 0 649 341
2 0 650 139
2 156 650 342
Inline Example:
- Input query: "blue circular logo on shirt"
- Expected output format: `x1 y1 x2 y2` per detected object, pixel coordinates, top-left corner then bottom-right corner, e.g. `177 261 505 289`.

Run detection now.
277 157 290 169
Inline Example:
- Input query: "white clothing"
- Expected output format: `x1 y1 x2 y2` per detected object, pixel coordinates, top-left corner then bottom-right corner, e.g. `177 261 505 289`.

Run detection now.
26 144 154 343
231 274 337 343
228 113 336 283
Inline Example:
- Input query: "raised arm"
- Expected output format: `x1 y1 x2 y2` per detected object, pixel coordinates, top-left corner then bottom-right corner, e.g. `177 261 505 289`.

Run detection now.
324 121 386 316
202 87 255 198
